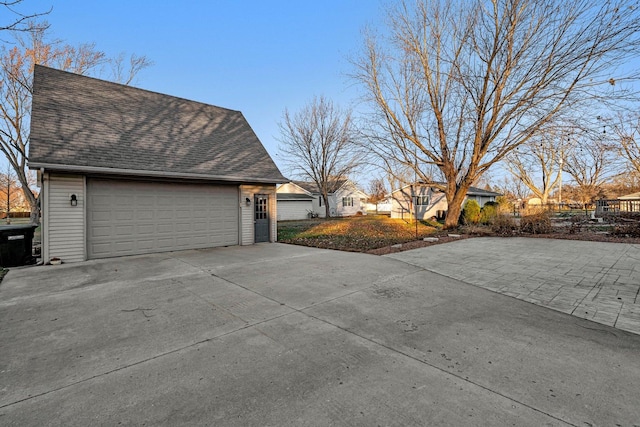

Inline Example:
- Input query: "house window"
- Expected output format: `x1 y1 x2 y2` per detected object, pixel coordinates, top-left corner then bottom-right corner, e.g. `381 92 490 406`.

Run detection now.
319 196 323 207
342 197 354 207
415 195 430 206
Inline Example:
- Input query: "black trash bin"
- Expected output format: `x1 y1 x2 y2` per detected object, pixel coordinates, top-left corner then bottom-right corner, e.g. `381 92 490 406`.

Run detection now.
0 224 37 267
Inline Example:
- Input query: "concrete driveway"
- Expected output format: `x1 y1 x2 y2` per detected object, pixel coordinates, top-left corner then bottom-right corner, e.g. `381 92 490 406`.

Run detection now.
1 242 639 426
388 237 640 335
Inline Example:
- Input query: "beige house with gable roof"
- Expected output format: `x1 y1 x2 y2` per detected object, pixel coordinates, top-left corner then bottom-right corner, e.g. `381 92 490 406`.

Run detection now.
29 65 287 263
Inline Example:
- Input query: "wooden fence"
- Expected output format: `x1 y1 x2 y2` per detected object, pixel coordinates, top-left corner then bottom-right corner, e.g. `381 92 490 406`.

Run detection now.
1 212 31 219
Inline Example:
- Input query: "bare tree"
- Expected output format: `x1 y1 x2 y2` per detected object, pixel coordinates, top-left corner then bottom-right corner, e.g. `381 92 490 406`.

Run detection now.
0 164 20 223
352 0 640 228
504 128 568 204
0 22 152 223
1 1 49 33
495 173 530 202
278 96 360 217
612 112 640 174
603 170 640 198
563 136 619 209
367 177 387 213
108 52 154 85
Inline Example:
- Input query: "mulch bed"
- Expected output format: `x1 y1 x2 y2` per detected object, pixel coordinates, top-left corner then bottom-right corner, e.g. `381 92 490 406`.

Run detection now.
279 216 640 256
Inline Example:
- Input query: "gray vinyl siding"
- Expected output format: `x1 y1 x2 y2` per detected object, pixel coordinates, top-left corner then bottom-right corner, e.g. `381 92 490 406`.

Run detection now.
277 200 313 220
240 184 277 245
47 174 86 262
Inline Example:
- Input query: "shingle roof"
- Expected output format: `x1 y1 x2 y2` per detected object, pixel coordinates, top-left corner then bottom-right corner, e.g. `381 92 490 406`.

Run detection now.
28 65 286 184
618 192 640 199
466 186 502 197
293 180 347 194
276 193 315 201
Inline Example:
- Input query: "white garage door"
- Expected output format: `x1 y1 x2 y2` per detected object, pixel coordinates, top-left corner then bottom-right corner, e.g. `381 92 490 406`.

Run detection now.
277 200 313 220
87 179 239 259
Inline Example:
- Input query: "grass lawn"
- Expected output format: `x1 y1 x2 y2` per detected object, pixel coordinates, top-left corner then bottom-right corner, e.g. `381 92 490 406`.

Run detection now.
277 215 441 252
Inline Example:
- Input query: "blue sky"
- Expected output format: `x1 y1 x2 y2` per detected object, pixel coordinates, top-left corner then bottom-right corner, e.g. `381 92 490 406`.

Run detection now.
20 0 385 175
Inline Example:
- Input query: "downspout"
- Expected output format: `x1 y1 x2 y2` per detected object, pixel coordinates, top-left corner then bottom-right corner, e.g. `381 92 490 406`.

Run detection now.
39 168 47 265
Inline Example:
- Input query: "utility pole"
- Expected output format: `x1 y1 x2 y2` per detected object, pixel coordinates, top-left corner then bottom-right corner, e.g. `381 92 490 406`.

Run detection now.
558 156 563 210
414 148 418 239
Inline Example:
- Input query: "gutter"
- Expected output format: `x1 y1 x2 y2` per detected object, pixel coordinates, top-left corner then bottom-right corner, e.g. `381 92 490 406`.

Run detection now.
28 162 289 185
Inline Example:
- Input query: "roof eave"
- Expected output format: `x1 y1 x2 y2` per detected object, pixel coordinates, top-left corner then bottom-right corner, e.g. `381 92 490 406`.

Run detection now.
29 162 289 184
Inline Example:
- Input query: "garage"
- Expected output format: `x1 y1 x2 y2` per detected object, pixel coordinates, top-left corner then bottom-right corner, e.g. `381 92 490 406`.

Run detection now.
29 66 287 263
276 193 314 220
276 182 316 220
87 179 239 259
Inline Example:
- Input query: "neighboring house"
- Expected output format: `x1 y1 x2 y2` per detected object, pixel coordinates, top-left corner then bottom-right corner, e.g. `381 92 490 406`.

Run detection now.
276 182 315 220
596 191 640 216
390 183 501 220
293 180 368 217
618 193 640 208
466 186 502 207
617 192 640 212
28 65 287 263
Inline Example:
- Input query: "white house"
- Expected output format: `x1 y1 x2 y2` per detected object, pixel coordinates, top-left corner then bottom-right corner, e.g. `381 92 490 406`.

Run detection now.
292 180 368 217
276 182 315 220
390 183 501 221
28 65 287 263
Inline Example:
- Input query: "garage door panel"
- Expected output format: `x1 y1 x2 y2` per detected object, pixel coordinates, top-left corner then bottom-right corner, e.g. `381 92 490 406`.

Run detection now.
116 210 134 221
157 238 175 248
115 225 135 235
136 195 155 205
91 243 111 256
158 196 174 206
136 211 154 220
87 179 239 259
157 210 174 220
115 243 135 253
137 224 155 235
157 223 175 234
176 223 192 233
92 211 111 221
193 210 208 219
137 240 154 250
193 222 208 232
90 226 112 237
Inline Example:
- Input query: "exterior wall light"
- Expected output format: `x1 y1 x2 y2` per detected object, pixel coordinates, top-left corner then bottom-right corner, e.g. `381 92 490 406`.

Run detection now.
245 197 251 206
70 194 78 206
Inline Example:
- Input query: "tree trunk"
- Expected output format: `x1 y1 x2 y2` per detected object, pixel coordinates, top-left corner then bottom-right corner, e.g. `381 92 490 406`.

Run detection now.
443 187 469 229
5 178 10 224
322 193 331 218
23 187 38 225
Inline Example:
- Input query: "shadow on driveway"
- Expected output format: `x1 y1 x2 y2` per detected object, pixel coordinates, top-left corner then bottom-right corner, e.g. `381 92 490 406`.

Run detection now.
1 242 639 425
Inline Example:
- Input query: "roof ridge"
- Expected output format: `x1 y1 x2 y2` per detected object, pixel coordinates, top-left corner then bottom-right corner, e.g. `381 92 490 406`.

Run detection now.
34 64 241 114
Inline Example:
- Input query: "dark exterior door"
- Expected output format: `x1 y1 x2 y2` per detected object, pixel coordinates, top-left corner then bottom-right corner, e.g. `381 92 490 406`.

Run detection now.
254 195 270 243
